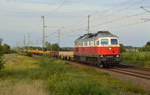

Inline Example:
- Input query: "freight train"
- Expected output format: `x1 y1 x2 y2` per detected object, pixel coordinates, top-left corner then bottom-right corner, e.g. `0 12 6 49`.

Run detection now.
24 31 120 68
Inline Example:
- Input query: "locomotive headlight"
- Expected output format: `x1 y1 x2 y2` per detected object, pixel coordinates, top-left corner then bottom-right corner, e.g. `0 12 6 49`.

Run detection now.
108 47 112 50
100 55 103 57
116 55 120 57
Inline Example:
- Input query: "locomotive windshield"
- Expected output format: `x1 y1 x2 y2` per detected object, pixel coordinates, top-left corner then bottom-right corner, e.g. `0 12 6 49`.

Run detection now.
101 39 108 45
111 39 118 45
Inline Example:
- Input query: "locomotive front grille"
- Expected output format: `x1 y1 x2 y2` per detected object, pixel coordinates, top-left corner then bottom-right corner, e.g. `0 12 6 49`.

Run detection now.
101 55 120 63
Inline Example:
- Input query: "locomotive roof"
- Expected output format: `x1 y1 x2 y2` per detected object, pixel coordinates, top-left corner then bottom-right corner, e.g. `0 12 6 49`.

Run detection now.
75 31 118 42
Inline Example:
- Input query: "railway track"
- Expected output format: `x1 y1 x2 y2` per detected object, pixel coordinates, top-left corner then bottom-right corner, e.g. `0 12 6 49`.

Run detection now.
114 68 150 76
108 68 150 80
119 64 150 72
70 61 150 80
131 67 150 72
58 58 150 81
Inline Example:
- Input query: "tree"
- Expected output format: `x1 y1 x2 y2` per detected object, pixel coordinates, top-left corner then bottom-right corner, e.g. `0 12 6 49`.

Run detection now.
45 41 52 50
120 44 126 53
139 41 150 52
45 42 60 51
145 41 150 46
3 44 10 54
51 43 60 51
0 39 11 70
0 39 4 70
0 39 3 56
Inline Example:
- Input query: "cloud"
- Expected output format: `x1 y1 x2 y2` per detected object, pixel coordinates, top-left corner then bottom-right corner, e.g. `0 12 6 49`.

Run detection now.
0 0 150 47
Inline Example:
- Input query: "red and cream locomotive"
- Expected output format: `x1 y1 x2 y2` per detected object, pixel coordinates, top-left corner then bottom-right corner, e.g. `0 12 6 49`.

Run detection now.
74 31 120 67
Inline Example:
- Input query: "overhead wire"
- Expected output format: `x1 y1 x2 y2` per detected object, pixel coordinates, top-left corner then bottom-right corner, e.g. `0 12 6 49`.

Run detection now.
72 0 144 32
91 0 144 27
45 0 66 16
46 0 142 38
45 0 148 46
67 0 133 28
112 19 150 30
66 16 150 40
141 6 150 13
66 14 147 38
92 11 146 30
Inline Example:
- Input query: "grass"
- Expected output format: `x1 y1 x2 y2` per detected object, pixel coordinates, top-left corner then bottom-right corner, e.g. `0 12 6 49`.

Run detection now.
0 54 149 95
0 80 47 95
121 52 150 68
0 54 47 95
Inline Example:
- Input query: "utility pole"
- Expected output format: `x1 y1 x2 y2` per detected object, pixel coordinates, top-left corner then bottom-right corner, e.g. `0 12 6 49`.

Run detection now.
88 15 91 34
27 33 30 49
58 29 60 46
41 16 46 49
24 34 26 47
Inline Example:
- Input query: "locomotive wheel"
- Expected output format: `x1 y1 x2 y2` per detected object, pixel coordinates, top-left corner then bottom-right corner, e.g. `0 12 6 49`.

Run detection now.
102 64 107 68
101 63 109 68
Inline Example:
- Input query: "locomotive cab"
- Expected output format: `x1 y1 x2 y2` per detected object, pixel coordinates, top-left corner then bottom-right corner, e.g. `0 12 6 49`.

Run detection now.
96 37 120 67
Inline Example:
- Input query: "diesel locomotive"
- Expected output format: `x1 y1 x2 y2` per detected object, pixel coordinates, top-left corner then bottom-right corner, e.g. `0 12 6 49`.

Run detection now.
74 31 120 67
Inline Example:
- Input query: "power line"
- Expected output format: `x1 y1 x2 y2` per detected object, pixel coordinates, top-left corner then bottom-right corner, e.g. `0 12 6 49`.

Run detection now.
37 0 148 46
93 0 143 20
90 0 147 30
46 31 57 38
67 0 134 28
43 0 143 39
112 20 150 30
69 11 145 34
67 20 150 38
140 6 150 22
45 0 66 16
92 11 146 29
141 6 150 13
71 0 144 32
64 16 150 38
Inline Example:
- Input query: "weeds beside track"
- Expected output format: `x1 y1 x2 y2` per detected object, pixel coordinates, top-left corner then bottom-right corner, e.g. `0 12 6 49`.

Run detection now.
0 54 149 95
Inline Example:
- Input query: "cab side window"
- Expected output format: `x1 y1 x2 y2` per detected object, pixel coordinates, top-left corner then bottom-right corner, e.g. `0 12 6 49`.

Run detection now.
97 41 99 45
101 39 108 45
111 39 118 45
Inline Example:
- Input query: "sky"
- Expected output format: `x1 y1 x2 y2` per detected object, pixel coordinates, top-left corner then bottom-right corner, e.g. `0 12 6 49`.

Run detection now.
0 0 150 47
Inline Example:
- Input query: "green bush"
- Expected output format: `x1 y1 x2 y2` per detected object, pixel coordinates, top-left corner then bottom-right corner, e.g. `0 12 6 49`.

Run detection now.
121 52 150 68
25 52 32 57
46 73 112 95
0 57 4 70
36 57 111 95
